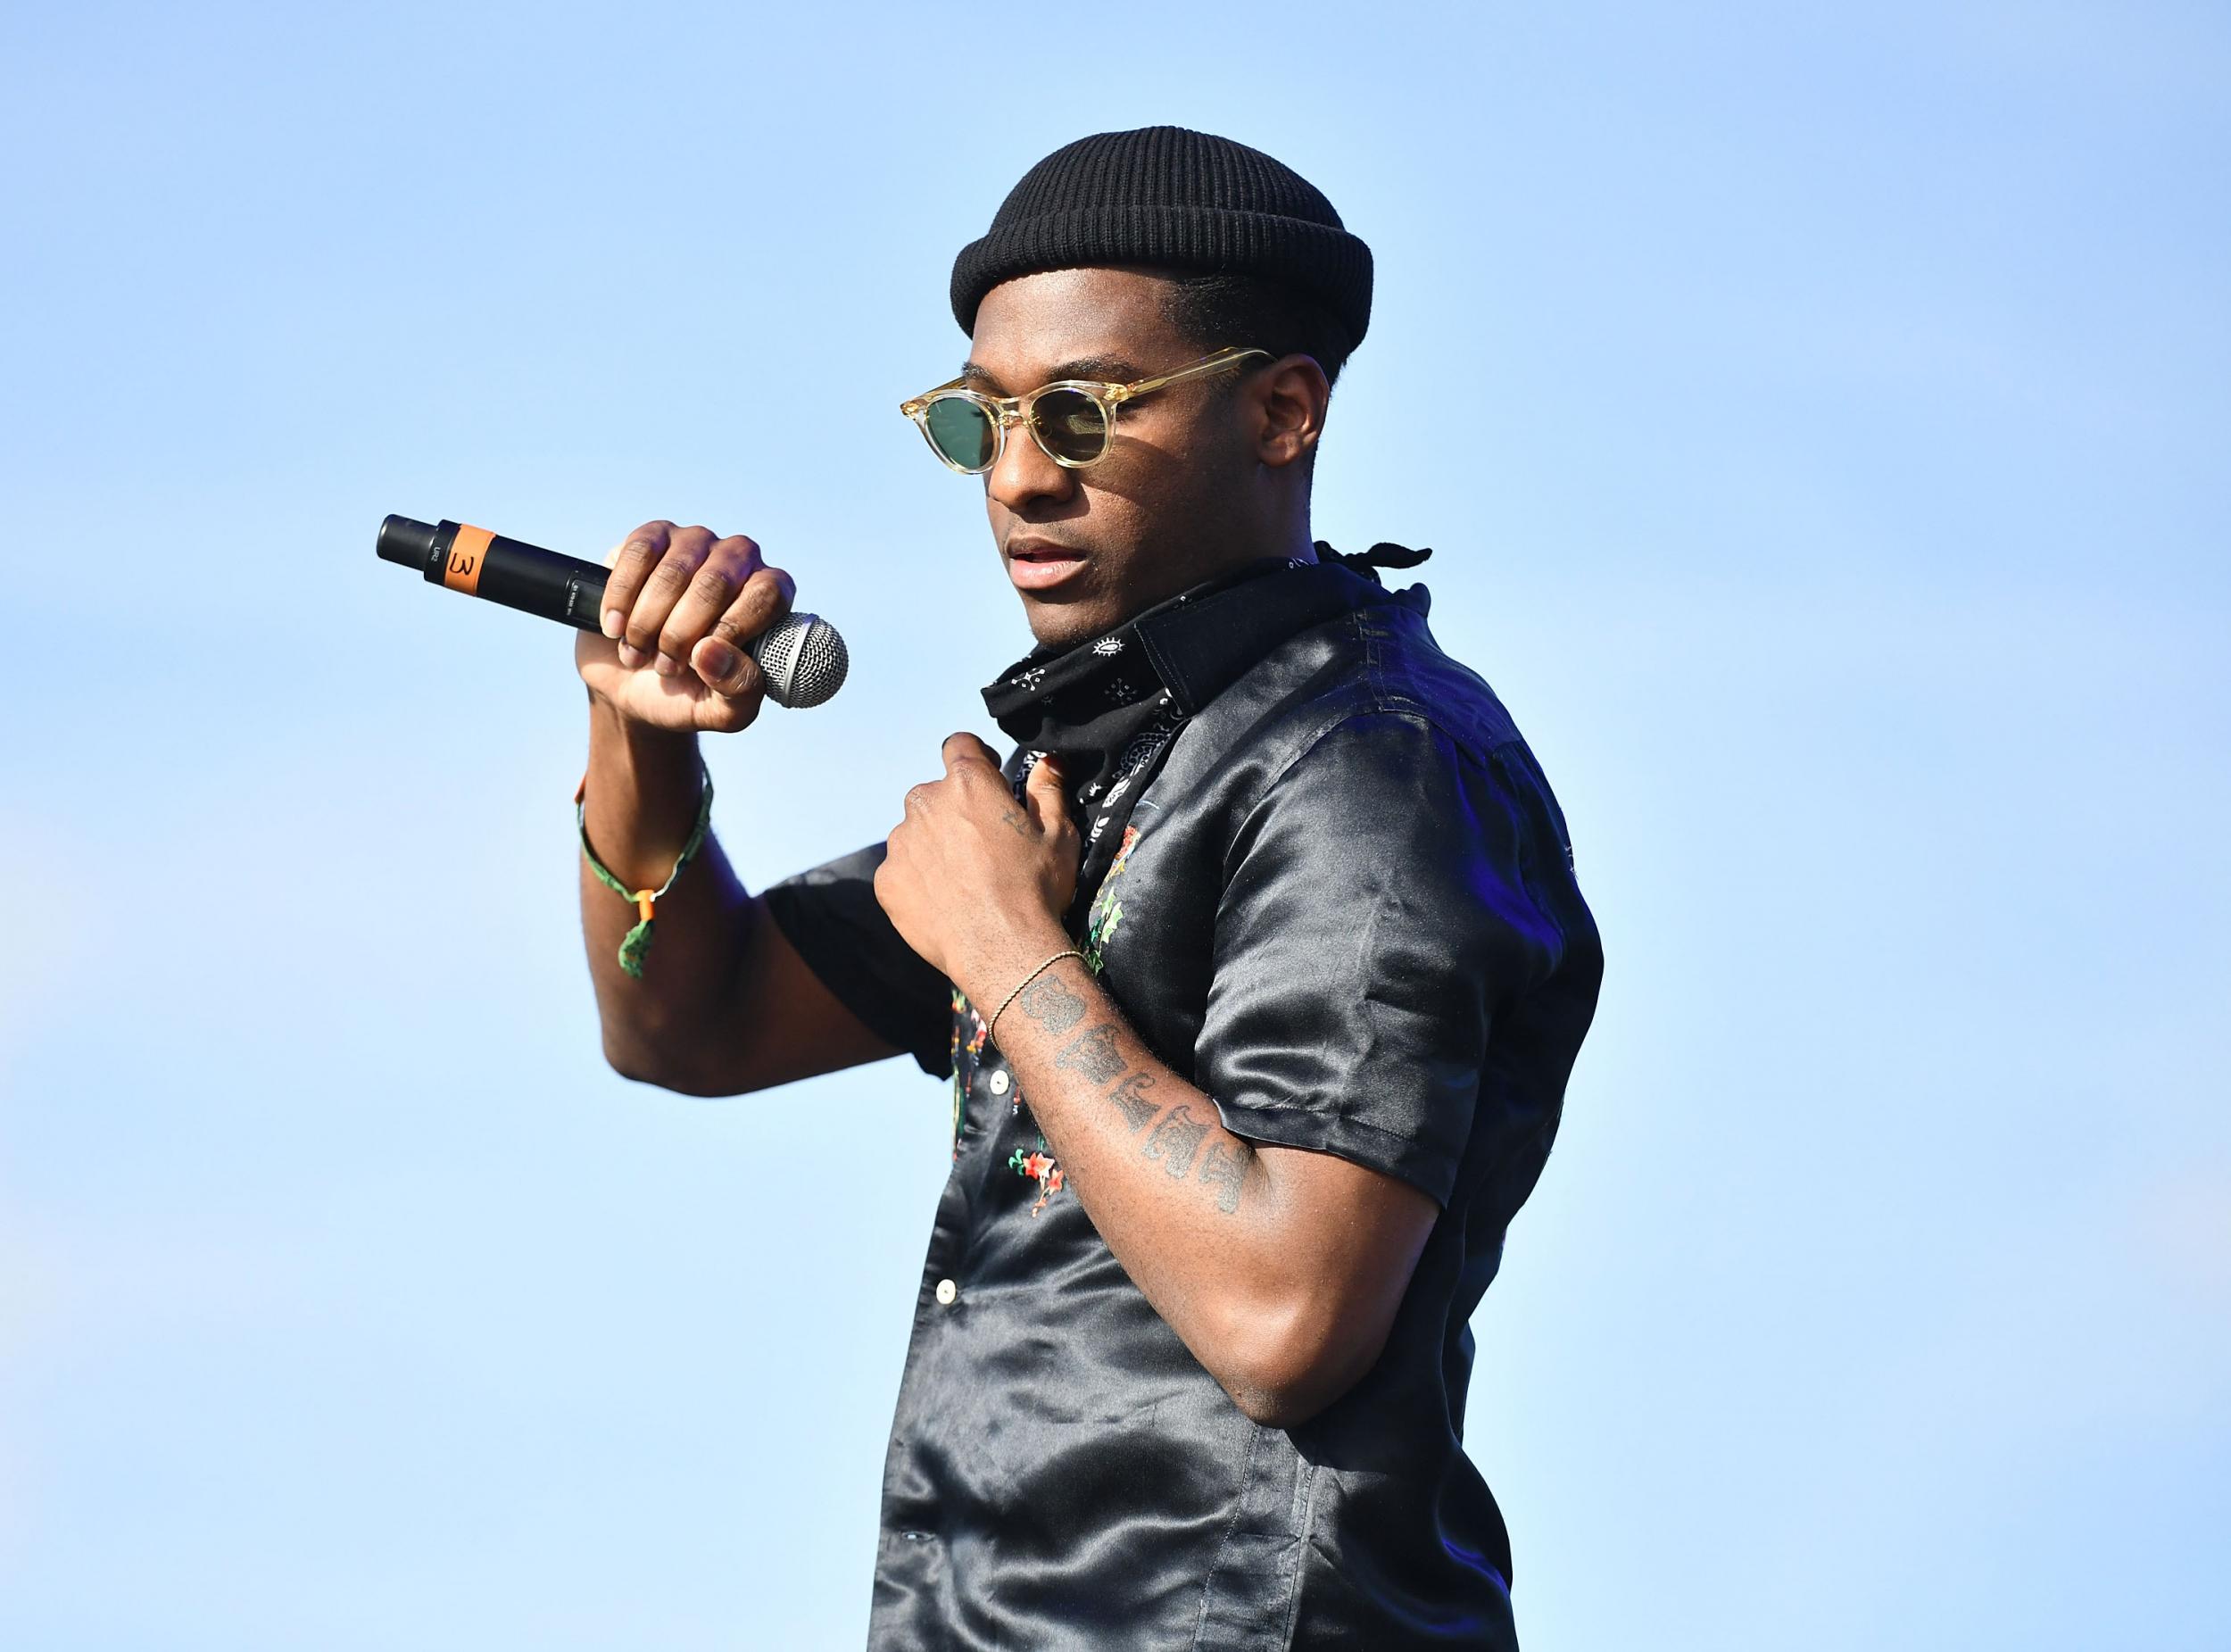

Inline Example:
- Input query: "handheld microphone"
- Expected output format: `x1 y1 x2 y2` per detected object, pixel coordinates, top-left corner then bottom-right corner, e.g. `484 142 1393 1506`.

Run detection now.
375 515 850 709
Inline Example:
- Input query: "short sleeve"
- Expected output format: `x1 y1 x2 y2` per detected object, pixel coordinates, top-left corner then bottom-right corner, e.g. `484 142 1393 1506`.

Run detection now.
762 842 951 1078
1197 713 1572 1208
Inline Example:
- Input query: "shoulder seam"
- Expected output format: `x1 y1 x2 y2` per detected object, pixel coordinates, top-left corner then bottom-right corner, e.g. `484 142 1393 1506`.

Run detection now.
1245 702 1501 819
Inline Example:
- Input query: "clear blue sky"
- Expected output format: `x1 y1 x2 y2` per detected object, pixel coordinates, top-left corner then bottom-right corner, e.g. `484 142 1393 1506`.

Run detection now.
4 3 2225 1647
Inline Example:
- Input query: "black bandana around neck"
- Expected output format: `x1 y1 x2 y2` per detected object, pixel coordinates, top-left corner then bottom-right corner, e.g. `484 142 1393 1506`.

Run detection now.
980 540 1432 933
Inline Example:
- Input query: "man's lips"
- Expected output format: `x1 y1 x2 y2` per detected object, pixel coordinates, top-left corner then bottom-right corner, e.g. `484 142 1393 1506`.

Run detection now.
1006 539 1089 591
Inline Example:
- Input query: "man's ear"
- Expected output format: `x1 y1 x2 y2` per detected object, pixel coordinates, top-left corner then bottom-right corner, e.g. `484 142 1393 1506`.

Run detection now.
1250 353 1331 469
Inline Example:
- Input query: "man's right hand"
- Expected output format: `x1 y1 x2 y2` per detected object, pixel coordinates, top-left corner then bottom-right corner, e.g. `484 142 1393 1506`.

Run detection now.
576 521 798 734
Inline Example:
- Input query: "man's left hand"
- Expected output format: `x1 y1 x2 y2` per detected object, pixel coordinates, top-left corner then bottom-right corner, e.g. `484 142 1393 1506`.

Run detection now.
875 734 1080 986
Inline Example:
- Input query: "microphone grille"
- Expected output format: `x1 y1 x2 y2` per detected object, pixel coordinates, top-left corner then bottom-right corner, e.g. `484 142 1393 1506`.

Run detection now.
749 611 850 709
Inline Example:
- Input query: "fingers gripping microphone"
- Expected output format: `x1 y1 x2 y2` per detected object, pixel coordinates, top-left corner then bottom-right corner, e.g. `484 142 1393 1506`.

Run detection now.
375 515 849 709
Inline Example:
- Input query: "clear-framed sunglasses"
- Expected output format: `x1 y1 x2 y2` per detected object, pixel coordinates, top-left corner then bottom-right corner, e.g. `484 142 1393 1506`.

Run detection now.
900 345 1272 475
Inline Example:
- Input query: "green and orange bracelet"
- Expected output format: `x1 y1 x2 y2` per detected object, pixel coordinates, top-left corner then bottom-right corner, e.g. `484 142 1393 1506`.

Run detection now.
574 754 714 979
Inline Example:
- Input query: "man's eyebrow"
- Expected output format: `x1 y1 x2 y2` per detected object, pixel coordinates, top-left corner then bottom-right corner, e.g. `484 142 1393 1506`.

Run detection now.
959 355 1145 390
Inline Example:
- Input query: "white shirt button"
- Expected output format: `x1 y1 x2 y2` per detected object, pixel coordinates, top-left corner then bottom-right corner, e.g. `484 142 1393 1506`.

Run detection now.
987 1069 1011 1096
933 1278 958 1306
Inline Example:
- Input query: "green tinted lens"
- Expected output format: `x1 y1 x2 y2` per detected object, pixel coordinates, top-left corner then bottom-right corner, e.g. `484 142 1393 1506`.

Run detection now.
925 397 996 470
1030 388 1109 464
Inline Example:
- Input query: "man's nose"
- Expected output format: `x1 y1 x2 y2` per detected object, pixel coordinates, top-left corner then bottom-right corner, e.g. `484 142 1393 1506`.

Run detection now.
986 411 1075 511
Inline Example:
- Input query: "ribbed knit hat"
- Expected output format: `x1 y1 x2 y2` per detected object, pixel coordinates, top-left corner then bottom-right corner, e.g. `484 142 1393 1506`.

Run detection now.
950 125 1373 349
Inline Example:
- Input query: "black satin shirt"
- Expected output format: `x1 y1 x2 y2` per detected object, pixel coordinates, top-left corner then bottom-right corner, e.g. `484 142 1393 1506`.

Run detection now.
763 560 1604 1649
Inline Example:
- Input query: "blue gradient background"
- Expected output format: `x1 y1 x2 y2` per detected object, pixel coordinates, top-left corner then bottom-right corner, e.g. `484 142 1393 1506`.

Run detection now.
4 4 2225 1647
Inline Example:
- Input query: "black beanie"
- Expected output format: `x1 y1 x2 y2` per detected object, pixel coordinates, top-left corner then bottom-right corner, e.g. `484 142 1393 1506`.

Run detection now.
949 125 1373 350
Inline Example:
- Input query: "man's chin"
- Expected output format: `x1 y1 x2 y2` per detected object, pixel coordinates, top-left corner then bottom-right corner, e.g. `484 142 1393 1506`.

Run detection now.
1011 565 1122 643
1017 585 1124 652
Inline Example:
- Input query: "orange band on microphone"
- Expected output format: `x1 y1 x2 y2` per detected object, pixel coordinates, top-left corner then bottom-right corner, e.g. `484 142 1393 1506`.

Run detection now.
442 524 496 594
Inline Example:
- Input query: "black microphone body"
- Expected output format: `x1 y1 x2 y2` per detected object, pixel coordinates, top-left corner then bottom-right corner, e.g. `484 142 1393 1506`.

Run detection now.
377 515 847 708
377 516 625 633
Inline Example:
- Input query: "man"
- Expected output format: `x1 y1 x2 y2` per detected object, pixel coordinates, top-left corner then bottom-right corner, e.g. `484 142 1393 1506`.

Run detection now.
574 126 1603 1649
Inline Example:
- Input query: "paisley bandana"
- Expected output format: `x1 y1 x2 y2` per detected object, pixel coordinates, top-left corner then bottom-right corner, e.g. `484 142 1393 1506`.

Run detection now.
980 541 1431 931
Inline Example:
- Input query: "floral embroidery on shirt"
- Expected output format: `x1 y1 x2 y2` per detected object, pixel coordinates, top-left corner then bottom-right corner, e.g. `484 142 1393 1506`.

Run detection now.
1008 1133 1066 1216
949 988 989 1160
1082 823 1140 974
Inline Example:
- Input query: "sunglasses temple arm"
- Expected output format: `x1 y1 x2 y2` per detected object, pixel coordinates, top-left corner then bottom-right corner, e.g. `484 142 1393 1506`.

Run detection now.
1117 348 1272 401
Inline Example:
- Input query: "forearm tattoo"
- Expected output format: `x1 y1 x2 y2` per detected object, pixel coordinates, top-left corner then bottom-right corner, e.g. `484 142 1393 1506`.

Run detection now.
1105 1072 1158 1132
1141 1103 1209 1178
1054 1023 1124 1083
1016 971 1086 1034
1030 992 1250 1213
1197 1141 1246 1214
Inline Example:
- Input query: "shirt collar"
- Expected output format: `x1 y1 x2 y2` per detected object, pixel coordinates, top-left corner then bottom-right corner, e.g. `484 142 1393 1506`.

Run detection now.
982 545 1431 731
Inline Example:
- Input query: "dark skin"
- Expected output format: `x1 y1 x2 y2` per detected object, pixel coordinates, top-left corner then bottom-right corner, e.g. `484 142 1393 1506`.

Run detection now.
576 266 1439 1428
957 264 1317 647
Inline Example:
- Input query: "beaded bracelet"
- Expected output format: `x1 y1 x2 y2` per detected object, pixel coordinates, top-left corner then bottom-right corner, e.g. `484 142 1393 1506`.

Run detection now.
574 753 714 979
